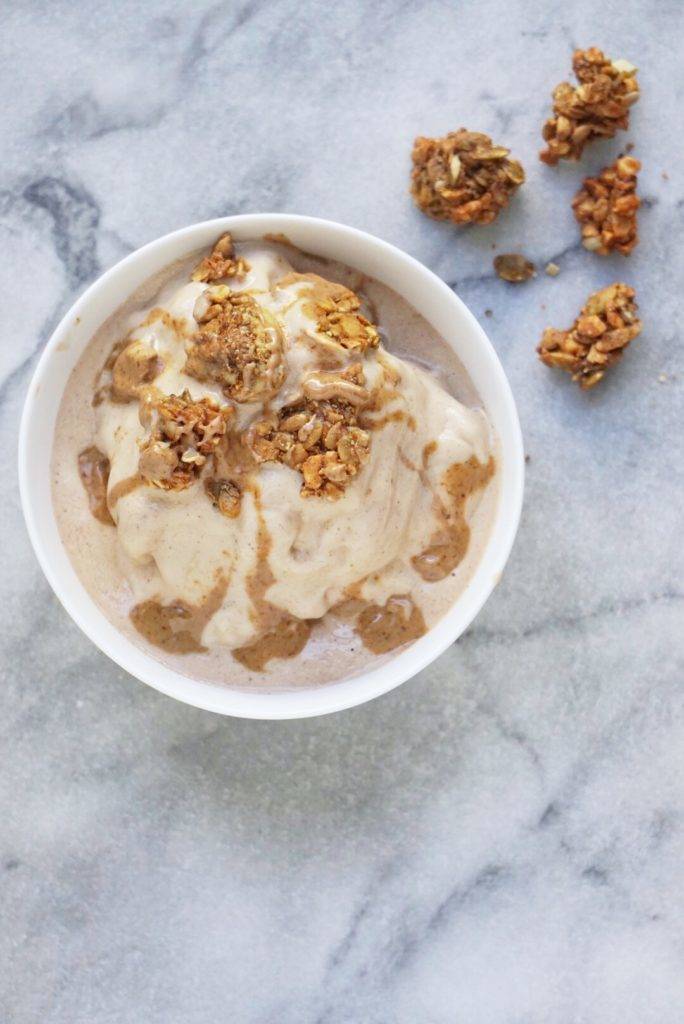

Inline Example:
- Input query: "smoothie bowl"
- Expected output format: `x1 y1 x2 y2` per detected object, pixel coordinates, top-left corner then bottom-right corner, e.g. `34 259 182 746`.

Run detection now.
19 214 524 719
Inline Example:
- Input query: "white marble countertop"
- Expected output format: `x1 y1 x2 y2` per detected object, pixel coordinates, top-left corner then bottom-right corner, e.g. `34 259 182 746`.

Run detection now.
2 1 683 1021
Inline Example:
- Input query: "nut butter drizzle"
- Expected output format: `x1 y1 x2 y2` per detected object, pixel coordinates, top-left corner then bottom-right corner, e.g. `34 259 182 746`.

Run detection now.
130 576 228 654
127 449 310 667
232 487 312 672
77 447 114 525
108 474 144 509
93 317 170 406
411 453 495 582
331 588 427 655
355 595 427 654
78 450 144 523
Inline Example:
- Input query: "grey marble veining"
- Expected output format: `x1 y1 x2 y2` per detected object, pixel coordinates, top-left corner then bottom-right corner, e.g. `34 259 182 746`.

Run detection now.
2 1 683 1021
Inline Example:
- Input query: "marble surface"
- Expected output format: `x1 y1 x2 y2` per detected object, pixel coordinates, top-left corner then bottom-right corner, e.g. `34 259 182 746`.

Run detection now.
2 1 683 1021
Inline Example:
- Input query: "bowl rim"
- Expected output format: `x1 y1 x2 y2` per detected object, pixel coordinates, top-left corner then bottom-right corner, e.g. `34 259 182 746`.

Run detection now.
18 213 524 719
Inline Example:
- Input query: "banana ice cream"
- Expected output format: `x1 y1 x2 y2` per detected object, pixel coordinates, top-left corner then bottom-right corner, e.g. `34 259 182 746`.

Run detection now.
53 234 496 684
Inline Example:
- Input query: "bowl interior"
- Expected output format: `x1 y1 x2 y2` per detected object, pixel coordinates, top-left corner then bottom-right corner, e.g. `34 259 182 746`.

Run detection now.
19 214 523 718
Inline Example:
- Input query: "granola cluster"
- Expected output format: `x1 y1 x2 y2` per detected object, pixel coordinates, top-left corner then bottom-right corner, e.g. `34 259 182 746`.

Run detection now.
310 284 380 353
191 233 250 283
247 367 371 499
537 283 642 388
185 287 285 402
138 391 232 490
540 49 640 165
410 129 525 225
572 156 641 255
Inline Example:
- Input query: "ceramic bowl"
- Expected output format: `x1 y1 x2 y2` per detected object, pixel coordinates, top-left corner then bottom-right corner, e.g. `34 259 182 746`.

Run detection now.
19 214 524 718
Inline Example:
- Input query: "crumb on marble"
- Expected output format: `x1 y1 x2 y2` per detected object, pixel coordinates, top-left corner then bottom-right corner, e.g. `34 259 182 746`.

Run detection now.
494 253 536 283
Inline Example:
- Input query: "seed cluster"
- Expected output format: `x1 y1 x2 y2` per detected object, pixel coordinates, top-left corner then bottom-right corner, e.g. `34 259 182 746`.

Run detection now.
247 373 371 500
312 288 380 352
191 233 250 283
572 156 641 256
537 283 642 389
185 287 285 403
138 391 232 490
410 129 525 226
540 48 639 165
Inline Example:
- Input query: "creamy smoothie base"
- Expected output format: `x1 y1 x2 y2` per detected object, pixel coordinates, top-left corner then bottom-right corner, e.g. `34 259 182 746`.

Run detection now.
52 236 499 690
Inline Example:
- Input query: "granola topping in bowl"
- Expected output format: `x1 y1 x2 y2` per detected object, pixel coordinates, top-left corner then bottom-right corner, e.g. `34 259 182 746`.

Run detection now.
56 234 498 680
185 287 285 402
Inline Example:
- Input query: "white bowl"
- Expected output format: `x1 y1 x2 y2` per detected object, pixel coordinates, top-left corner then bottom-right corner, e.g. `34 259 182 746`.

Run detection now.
19 214 524 719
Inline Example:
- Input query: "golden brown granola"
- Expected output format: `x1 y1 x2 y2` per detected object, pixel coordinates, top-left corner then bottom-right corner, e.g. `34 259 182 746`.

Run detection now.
410 129 525 225
493 254 536 283
246 366 371 499
138 390 232 490
572 155 641 255
191 233 250 283
540 48 639 165
185 287 285 402
537 283 642 388
311 285 380 353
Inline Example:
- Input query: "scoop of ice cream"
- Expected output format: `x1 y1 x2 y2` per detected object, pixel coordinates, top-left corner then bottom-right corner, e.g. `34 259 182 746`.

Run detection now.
92 239 492 653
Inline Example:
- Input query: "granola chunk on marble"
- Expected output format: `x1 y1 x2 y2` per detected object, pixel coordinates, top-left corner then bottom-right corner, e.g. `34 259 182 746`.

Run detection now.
186 288 285 402
191 233 250 283
138 391 232 490
540 48 640 165
572 155 641 255
410 129 525 225
247 366 371 499
537 283 641 389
